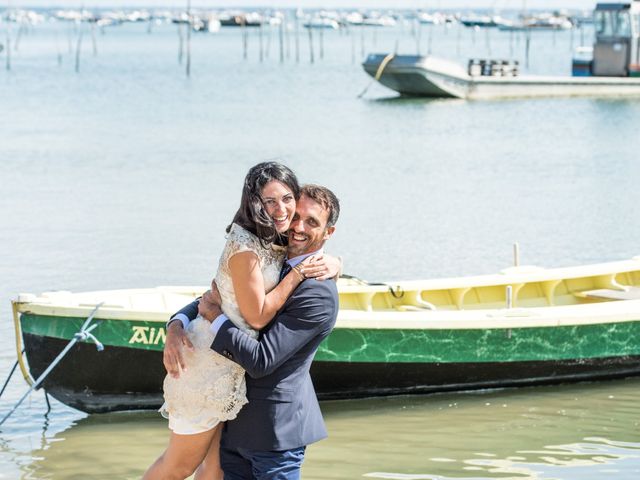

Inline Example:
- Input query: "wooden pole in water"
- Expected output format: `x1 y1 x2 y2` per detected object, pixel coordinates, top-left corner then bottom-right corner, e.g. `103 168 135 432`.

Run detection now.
279 16 284 63
509 29 514 57
67 19 73 54
580 23 584 46
350 25 355 63
241 15 247 60
14 18 27 53
91 20 97 56
285 15 290 60
185 0 191 77
525 29 530 69
75 30 83 73
177 22 184 64
295 14 299 63
5 0 11 71
485 28 491 56
307 25 314 64
360 23 364 58
259 21 263 62
55 29 62 66
265 19 272 60
319 24 324 60
569 23 574 51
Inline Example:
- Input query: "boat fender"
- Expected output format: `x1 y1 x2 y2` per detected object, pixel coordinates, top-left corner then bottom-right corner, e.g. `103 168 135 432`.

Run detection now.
357 53 396 98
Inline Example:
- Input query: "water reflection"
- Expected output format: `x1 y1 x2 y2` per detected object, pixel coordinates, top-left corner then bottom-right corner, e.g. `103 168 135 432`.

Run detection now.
304 379 640 480
19 412 165 480
2 379 639 479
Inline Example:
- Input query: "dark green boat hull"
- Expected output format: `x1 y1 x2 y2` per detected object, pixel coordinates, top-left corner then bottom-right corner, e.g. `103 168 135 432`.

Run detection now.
21 318 640 412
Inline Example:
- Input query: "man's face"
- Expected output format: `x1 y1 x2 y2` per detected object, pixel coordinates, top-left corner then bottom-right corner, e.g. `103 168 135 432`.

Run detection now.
287 194 335 257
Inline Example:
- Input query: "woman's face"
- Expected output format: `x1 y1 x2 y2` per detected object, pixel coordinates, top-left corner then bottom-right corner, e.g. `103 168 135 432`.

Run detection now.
261 180 296 233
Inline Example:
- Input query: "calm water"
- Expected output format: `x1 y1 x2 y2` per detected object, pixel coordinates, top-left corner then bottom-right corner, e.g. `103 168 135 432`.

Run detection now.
1 14 639 479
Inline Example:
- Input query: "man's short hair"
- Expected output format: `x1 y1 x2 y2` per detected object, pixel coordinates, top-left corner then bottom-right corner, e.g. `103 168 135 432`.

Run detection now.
300 184 340 228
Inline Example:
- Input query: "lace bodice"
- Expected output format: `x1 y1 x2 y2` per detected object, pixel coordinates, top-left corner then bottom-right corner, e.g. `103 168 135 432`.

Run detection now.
214 223 286 339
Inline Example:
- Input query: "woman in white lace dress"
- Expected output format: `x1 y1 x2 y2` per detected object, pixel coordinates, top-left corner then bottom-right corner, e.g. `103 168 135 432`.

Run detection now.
143 162 340 480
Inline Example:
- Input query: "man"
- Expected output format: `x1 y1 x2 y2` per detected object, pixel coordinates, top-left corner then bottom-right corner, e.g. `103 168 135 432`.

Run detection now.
165 184 340 479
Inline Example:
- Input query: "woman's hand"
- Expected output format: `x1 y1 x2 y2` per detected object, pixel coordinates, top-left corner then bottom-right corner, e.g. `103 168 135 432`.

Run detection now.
198 283 223 321
299 254 342 281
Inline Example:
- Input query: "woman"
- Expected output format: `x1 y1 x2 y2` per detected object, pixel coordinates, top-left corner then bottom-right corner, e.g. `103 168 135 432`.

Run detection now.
143 162 341 480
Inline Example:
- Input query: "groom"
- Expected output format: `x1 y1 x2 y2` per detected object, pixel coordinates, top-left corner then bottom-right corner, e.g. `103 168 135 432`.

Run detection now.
165 184 340 479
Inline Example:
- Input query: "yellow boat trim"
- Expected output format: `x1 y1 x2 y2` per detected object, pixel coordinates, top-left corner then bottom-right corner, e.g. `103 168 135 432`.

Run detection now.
11 300 33 386
12 258 640 331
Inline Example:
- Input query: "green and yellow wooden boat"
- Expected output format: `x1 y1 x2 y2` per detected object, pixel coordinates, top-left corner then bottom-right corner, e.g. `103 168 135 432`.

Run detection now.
11 257 640 413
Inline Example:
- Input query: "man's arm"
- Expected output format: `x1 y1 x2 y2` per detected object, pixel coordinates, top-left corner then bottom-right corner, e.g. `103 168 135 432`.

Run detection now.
169 299 200 327
210 281 337 378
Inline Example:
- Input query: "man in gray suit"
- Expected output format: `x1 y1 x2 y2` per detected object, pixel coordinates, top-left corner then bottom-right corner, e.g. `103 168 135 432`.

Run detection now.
166 184 340 479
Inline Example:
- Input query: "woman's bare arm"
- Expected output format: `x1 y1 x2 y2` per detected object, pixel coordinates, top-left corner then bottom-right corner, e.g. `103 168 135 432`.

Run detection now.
229 251 304 330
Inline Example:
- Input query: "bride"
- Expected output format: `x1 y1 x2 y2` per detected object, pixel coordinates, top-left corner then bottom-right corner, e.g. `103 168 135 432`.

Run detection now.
143 162 341 480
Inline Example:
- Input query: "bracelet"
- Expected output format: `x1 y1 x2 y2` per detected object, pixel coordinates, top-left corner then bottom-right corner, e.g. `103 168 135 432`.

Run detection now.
293 263 306 281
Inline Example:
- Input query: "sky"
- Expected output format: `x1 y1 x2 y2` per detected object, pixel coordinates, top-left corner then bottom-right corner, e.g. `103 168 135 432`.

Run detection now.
13 1 600 11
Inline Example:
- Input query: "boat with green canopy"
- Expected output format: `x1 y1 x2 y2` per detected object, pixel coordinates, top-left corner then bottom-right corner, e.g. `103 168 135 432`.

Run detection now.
10 256 640 413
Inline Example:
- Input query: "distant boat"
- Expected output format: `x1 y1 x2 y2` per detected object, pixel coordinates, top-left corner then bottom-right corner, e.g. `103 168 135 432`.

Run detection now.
361 15 396 27
217 12 262 27
11 257 640 413
498 12 574 31
303 17 339 29
417 12 442 25
459 14 508 28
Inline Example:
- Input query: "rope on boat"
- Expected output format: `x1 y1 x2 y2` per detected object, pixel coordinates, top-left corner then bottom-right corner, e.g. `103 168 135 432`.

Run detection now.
0 354 22 399
357 52 396 98
0 302 105 427
346 276 437 311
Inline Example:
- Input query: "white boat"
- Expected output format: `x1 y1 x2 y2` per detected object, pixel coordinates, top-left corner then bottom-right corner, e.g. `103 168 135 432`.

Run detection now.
362 54 640 99
362 2 640 100
303 17 339 30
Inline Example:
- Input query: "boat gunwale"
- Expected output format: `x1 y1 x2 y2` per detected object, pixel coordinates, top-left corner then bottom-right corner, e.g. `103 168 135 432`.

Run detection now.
368 63 640 86
16 298 640 330
13 258 640 329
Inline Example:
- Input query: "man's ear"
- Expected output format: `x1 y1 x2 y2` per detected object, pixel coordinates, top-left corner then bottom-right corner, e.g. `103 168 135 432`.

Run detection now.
323 226 336 240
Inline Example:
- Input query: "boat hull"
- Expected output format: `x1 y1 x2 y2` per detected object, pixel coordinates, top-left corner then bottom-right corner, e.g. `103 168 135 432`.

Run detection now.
362 54 640 99
19 311 640 412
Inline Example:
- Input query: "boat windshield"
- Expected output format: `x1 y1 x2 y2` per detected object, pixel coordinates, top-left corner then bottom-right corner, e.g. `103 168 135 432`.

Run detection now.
595 10 632 37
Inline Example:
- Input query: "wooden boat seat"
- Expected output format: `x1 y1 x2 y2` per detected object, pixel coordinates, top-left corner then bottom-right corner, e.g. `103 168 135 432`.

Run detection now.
575 287 640 301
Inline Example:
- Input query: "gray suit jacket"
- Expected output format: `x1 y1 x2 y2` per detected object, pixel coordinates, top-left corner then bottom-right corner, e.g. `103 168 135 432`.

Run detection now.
174 278 338 451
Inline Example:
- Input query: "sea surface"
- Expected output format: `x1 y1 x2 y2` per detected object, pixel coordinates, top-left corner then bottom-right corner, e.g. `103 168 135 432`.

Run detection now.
1 13 639 479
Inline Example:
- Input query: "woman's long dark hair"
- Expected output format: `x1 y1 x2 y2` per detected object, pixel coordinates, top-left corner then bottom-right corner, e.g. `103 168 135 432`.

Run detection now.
227 162 300 245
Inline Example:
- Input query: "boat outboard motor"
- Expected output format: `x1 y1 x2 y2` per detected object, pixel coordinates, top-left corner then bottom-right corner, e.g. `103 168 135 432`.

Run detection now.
591 1 640 76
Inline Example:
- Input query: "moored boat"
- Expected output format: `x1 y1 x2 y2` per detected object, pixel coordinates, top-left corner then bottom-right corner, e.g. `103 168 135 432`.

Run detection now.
362 1 640 99
10 257 640 413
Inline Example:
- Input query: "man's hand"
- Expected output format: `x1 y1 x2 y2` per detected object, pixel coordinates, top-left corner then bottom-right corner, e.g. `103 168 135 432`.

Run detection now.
163 321 193 378
198 282 223 321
